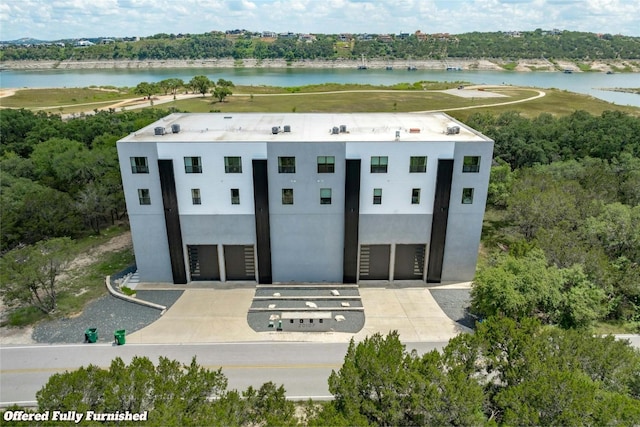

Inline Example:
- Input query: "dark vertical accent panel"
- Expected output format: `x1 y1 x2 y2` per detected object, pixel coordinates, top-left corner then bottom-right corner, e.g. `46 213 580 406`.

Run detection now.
158 159 187 284
427 159 454 283
252 159 272 284
343 159 361 283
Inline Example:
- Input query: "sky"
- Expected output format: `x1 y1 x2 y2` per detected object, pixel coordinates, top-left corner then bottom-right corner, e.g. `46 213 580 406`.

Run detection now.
1 0 639 41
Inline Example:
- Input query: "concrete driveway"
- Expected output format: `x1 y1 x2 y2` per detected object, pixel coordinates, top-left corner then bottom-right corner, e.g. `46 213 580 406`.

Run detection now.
126 284 469 344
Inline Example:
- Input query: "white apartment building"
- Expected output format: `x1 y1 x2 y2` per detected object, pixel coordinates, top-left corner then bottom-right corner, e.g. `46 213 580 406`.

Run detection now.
117 112 493 284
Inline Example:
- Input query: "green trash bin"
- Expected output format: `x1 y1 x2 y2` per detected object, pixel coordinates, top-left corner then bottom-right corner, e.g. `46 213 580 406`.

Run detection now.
114 329 126 345
85 328 98 343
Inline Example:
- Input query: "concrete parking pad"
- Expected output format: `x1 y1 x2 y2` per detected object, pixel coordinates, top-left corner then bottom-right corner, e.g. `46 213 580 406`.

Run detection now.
126 286 464 344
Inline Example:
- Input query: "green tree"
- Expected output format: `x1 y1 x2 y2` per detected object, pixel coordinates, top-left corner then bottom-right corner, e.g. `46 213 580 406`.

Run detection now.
472 317 640 425
326 331 485 426
213 85 233 102
328 332 409 426
159 78 185 97
242 382 298 426
583 203 640 262
38 356 228 426
189 75 213 97
30 137 95 194
471 248 562 323
471 248 605 328
487 158 514 208
134 81 158 100
0 173 83 250
0 237 73 313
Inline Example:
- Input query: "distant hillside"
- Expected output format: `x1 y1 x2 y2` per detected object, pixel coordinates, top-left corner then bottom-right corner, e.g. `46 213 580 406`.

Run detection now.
1 30 639 62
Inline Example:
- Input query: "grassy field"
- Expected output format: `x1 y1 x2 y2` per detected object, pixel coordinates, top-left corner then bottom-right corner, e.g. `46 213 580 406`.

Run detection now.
0 86 133 113
2 83 639 118
169 86 539 114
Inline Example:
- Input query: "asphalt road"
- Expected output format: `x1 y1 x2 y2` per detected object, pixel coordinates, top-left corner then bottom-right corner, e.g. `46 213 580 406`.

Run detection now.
0 341 448 406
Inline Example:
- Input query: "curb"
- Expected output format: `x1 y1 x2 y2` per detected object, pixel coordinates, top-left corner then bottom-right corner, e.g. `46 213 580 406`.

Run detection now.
105 276 167 314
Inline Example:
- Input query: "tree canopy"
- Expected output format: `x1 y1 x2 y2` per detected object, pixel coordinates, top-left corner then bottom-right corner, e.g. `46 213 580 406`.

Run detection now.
318 318 640 426
2 30 639 62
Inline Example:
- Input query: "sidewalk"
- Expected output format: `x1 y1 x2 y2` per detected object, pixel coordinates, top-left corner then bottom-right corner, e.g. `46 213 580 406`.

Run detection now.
126 283 471 344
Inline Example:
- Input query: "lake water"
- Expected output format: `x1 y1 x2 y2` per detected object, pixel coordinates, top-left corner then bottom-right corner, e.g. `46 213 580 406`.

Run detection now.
1 67 638 107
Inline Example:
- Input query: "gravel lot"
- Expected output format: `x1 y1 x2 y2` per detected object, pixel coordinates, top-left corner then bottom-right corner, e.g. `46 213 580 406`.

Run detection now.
429 288 477 330
32 290 182 344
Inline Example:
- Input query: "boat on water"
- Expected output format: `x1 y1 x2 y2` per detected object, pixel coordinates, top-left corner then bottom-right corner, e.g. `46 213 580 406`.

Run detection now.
358 54 368 70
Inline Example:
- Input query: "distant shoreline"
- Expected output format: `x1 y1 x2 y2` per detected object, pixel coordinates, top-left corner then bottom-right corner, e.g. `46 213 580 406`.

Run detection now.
1 58 638 73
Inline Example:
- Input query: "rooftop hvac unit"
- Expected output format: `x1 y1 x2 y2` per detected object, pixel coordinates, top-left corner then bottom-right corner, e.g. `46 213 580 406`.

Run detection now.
271 126 280 135
171 124 181 134
395 130 401 140
283 125 291 132
154 126 165 136
331 126 339 135
340 124 347 133
446 125 460 135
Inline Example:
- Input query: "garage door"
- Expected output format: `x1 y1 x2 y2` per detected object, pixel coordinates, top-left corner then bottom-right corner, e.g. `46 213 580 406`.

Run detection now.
187 245 220 281
224 245 256 281
359 244 390 280
394 244 426 280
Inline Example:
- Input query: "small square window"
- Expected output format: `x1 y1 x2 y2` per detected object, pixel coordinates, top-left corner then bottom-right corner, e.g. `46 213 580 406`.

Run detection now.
409 156 427 173
224 156 242 173
462 188 474 204
184 156 202 173
191 188 201 205
290 319 294 324
282 188 294 205
463 156 480 173
320 188 332 205
373 188 382 205
130 157 149 174
412 188 421 204
310 319 314 324
138 188 151 205
299 319 304 323
371 156 388 173
319 319 323 323
278 157 296 173
317 156 335 173
230 188 240 205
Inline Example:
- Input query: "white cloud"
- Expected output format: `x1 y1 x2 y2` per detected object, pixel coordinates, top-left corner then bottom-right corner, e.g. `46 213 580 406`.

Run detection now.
0 0 638 40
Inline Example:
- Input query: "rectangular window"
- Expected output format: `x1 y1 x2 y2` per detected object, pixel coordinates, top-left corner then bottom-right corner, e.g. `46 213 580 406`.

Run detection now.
224 156 242 173
184 156 202 173
371 156 388 173
462 188 474 204
278 157 296 173
409 156 427 173
230 188 240 205
463 156 480 173
282 188 294 205
317 156 335 173
138 188 151 205
130 157 149 174
412 188 421 204
373 188 382 205
320 188 332 205
191 188 201 205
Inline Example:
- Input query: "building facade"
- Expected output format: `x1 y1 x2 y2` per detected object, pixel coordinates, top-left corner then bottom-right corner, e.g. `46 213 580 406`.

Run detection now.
117 113 493 285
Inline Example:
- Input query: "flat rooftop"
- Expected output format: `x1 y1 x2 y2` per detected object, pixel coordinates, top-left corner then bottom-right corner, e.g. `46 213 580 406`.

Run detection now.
119 112 492 143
